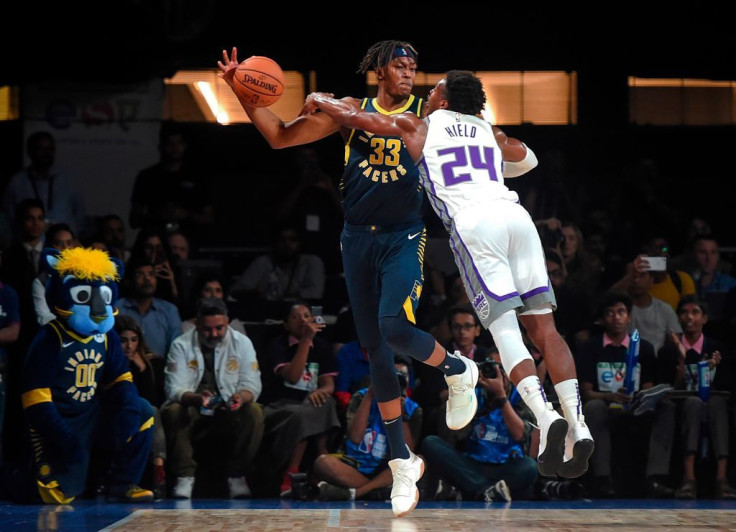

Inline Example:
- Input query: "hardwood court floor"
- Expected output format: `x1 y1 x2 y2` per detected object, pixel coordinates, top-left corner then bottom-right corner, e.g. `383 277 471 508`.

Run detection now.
4 499 736 531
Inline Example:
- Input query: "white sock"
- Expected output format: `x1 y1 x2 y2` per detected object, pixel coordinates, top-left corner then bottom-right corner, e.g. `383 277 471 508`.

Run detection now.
554 379 582 422
348 488 356 500
517 375 549 421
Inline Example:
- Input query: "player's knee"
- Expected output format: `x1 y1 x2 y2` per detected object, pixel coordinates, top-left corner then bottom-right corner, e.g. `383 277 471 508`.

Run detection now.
490 310 532 373
378 315 414 352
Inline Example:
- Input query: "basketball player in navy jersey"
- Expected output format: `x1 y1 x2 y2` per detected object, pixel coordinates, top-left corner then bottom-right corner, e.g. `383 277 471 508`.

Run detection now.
304 70 594 487
220 42 479 517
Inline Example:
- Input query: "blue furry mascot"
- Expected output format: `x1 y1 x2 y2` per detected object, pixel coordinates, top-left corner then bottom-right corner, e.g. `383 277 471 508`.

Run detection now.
2 247 154 504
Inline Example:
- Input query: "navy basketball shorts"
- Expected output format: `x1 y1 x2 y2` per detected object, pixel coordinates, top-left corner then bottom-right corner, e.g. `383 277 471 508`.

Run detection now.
340 221 426 350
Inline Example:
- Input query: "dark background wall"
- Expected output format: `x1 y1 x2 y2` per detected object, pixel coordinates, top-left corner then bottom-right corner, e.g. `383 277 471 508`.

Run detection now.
1 3 734 254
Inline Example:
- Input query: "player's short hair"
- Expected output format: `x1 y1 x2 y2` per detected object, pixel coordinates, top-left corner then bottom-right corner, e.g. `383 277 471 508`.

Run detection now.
358 40 418 74
444 70 486 116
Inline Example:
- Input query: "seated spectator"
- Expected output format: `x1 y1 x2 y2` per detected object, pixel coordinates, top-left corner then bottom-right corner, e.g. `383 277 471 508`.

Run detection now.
611 238 696 313
413 304 491 446
560 220 603 296
334 340 370 417
97 214 129 263
1 198 47 350
421 351 537 502
690 234 736 323
167 230 190 262
32 223 78 326
181 275 246 336
129 124 214 243
129 226 180 306
161 298 263 499
576 291 677 498
656 296 736 499
545 248 594 346
623 267 683 354
229 226 325 320
1 130 85 234
260 301 340 497
310 357 421 501
114 315 167 498
117 256 182 360
0 249 21 459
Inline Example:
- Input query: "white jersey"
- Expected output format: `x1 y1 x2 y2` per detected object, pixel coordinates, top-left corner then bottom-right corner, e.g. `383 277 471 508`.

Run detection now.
418 109 554 325
418 109 519 227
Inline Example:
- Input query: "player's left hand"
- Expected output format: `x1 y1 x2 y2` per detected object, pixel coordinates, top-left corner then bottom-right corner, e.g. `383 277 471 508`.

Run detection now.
218 47 239 85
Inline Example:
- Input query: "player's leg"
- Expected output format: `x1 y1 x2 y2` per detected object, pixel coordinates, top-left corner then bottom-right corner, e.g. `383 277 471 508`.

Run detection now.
505 202 593 478
451 204 568 477
341 224 423 516
377 225 478 431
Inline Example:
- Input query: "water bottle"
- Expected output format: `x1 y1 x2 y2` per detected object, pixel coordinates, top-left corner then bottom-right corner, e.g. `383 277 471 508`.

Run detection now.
697 359 711 402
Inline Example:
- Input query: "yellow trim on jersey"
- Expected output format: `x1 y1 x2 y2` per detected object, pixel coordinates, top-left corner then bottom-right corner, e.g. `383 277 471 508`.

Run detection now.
53 320 95 344
343 98 369 165
48 321 64 343
53 308 73 317
140 416 155 432
372 94 417 115
105 371 133 390
403 296 416 324
22 388 52 409
37 479 75 504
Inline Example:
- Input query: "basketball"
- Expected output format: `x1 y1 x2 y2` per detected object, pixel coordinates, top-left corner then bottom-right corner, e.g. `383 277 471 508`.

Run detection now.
233 56 285 108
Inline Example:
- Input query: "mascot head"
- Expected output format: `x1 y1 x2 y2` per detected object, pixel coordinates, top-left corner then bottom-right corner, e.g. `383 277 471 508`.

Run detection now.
41 246 124 336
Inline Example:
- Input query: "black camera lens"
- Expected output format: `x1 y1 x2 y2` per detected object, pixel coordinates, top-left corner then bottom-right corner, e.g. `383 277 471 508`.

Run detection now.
478 360 498 379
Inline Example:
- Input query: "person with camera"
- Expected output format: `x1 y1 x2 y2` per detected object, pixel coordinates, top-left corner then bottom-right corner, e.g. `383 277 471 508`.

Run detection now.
420 353 538 502
308 357 422 501
413 304 492 446
161 297 264 499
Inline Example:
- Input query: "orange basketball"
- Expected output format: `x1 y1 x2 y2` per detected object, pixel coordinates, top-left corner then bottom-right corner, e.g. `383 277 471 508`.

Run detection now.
233 56 285 108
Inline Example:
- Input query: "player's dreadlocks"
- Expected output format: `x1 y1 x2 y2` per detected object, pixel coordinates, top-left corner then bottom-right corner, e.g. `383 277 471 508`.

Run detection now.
357 40 418 74
444 70 487 116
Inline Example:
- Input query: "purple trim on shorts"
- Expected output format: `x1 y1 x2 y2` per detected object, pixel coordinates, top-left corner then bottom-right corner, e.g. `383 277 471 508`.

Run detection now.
452 228 518 302
448 233 474 298
520 285 550 300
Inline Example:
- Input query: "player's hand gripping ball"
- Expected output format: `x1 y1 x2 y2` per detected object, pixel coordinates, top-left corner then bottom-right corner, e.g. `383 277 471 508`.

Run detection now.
233 56 285 107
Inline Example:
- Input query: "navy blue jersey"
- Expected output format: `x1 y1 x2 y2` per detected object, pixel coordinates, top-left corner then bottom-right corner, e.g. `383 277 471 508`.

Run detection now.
21 320 132 432
341 95 425 226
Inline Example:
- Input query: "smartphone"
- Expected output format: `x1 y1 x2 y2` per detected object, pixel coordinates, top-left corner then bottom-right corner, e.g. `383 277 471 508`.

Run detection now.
312 305 325 325
643 256 667 271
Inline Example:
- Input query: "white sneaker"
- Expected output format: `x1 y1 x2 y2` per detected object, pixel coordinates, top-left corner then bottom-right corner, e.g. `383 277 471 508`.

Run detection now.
172 476 195 499
444 352 479 430
536 404 568 478
557 416 595 479
483 479 512 503
227 476 252 499
388 448 424 517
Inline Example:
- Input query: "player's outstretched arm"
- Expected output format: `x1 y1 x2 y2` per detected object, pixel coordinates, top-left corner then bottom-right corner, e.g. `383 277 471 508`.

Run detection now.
218 47 341 149
307 92 427 161
492 125 539 177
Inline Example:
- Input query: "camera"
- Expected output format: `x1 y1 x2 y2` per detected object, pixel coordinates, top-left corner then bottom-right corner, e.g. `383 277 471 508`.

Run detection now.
312 305 325 325
539 227 565 249
477 359 499 379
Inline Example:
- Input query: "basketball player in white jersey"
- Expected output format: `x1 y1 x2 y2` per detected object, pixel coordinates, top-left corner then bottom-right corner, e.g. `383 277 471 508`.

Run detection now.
303 70 594 480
